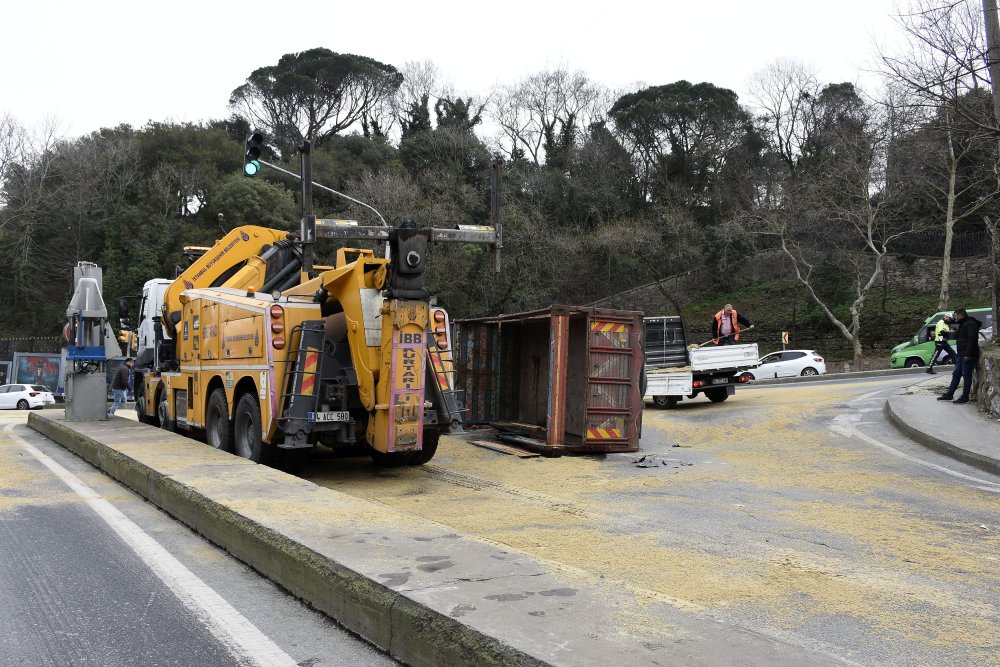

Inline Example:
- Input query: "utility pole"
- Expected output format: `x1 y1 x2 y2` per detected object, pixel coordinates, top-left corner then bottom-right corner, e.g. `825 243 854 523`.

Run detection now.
983 0 1000 340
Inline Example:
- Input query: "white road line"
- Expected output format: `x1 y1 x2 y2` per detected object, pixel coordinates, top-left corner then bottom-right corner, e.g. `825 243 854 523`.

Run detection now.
829 413 1000 491
5 425 297 667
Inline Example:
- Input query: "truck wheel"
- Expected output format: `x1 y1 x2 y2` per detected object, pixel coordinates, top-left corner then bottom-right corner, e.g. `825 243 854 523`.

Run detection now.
157 388 174 432
135 382 156 425
652 395 678 409
408 430 441 466
233 393 263 463
206 390 233 452
706 387 729 403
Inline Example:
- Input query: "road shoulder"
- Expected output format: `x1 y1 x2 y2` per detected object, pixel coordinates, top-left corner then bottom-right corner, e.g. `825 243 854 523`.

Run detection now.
884 376 1000 477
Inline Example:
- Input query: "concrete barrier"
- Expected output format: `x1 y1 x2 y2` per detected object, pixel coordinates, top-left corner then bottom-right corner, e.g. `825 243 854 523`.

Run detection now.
749 366 926 386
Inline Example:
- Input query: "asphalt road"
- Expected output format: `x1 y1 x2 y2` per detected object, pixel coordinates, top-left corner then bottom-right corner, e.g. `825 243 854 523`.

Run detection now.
303 375 1000 666
0 412 397 667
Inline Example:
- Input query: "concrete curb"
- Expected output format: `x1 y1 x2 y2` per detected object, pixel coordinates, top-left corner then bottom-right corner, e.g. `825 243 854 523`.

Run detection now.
750 367 926 386
883 398 1000 477
26 412 539 667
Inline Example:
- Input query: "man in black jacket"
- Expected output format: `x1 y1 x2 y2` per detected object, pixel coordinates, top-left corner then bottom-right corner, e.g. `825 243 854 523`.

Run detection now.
108 358 134 417
937 308 981 404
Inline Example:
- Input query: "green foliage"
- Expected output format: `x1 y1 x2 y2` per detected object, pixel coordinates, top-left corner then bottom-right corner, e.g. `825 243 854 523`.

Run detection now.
209 176 298 229
229 48 402 154
609 81 752 211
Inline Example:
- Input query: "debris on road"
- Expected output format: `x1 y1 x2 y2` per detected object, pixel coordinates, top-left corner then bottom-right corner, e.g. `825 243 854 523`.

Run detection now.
470 440 541 458
633 454 693 468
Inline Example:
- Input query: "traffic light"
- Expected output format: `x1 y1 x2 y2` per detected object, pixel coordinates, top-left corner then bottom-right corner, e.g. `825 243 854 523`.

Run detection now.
244 132 264 177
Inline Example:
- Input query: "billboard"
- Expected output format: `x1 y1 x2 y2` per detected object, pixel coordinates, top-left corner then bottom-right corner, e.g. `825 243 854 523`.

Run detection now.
12 353 63 393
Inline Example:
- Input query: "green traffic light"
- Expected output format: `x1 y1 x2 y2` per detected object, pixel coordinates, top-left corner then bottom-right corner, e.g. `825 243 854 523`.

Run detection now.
244 160 260 177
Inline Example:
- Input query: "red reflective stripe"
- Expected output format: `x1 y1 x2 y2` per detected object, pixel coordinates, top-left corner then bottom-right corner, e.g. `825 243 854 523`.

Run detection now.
301 350 319 396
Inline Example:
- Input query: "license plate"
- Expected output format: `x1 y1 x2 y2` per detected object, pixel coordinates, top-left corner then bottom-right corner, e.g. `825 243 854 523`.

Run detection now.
711 377 730 385
310 411 351 422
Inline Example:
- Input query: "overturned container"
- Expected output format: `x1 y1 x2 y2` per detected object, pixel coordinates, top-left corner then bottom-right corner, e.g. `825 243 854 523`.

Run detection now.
454 305 644 453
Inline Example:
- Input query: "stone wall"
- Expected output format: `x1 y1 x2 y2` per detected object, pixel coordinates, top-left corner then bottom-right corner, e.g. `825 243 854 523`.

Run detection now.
884 255 993 296
590 253 992 315
974 343 1000 421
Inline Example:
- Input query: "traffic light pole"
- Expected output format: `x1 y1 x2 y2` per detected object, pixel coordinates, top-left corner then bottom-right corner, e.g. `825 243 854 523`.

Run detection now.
251 159 389 228
300 141 315 279
242 136 502 273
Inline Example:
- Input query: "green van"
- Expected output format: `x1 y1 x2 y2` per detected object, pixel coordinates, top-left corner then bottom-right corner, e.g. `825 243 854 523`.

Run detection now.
889 307 994 368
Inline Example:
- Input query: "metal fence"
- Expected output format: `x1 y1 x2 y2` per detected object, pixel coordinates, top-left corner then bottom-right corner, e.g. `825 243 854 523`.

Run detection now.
0 337 63 361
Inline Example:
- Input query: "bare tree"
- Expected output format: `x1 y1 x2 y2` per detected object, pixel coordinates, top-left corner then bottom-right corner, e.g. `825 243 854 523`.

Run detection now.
881 1 1000 311
882 0 992 129
747 60 823 177
741 85 924 362
490 69 610 164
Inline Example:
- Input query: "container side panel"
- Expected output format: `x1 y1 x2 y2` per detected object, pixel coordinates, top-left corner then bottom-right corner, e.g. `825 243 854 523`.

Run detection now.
564 317 589 437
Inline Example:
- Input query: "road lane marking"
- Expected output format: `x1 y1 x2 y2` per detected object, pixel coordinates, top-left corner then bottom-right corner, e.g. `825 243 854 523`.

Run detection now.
829 413 1000 491
6 425 297 667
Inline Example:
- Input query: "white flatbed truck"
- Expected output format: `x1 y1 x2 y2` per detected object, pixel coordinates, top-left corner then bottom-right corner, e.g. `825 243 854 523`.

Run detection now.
642 316 758 408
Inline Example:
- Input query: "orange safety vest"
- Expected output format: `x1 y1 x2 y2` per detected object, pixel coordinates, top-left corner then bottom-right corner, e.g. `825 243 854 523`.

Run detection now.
714 309 741 343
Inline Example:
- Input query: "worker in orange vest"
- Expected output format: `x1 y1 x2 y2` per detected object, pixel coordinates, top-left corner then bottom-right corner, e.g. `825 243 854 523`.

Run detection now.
711 304 754 345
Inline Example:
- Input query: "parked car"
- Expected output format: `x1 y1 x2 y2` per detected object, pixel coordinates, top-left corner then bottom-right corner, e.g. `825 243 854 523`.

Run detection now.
0 384 56 409
889 307 994 368
743 350 827 380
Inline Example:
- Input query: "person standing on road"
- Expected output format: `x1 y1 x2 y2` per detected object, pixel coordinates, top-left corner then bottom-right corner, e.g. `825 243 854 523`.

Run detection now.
927 315 956 374
711 304 754 345
108 358 134 417
937 308 981 404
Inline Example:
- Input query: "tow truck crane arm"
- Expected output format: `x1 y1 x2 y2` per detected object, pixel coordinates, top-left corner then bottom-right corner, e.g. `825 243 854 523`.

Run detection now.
161 225 292 335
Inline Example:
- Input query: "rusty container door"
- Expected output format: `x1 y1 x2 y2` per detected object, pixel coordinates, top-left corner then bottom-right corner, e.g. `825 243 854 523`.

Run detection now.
565 309 643 452
455 320 503 424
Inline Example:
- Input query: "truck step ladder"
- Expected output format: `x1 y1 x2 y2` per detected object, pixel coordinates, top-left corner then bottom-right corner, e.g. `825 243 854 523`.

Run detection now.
277 321 330 448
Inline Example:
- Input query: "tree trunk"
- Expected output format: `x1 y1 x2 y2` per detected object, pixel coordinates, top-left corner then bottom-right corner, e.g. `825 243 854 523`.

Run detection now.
938 121 957 310
988 216 1000 343
983 0 1000 341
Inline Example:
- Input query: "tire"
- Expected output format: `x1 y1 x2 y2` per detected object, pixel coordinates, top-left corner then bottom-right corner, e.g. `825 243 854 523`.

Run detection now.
639 369 647 398
706 387 729 403
233 393 263 463
652 395 679 409
205 389 233 452
800 367 819 377
16 399 29 410
408 430 440 466
157 387 173 432
135 381 157 425
904 358 924 368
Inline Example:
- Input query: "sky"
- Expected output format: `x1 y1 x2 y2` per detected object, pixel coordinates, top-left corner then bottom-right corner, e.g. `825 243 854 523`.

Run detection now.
2 0 903 138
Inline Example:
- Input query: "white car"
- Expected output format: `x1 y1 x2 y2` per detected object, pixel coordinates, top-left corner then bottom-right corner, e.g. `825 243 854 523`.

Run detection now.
745 350 827 380
0 384 56 410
